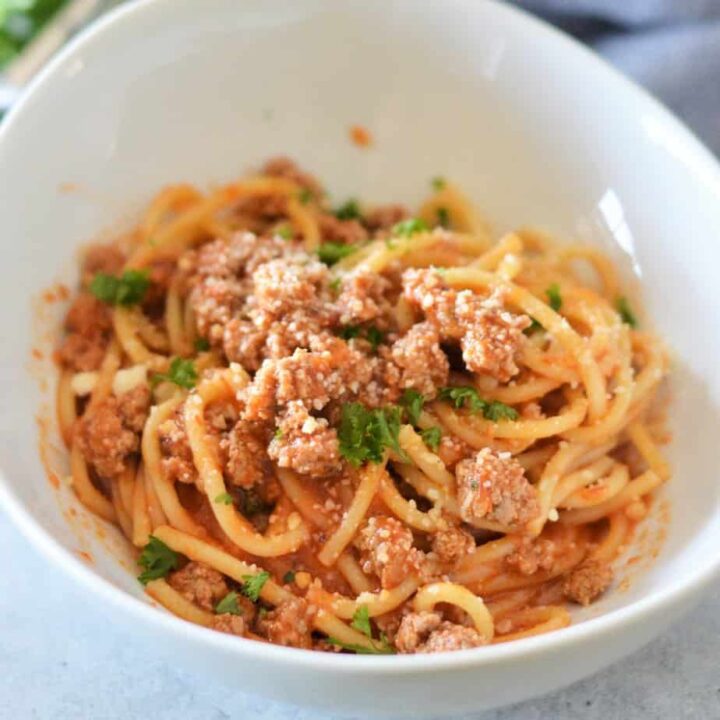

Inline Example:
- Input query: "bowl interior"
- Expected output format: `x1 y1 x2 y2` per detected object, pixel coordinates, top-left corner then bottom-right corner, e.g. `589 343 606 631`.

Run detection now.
1 0 719 644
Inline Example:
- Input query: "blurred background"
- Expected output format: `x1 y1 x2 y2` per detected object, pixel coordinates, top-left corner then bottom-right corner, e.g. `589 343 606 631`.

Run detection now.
1 0 720 154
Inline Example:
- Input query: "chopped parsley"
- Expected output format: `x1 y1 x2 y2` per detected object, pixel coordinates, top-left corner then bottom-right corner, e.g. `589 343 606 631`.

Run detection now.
338 325 362 341
437 385 486 414
616 296 638 328
274 428 284 440
90 269 150 307
151 357 198 389
215 591 243 615
438 386 518 422
351 605 372 637
525 317 543 335
137 536 180 585
328 609 395 654
420 426 442 452
483 400 519 422
241 571 270 602
326 636 395 655
214 492 233 505
334 199 362 221
276 224 294 240
365 326 385 353
283 570 296 584
400 388 425 426
431 176 446 191
338 403 406 467
317 242 358 266
437 207 450 228
194 337 210 352
298 187 313 205
391 217 429 238
546 283 562 312
337 325 385 352
329 277 342 293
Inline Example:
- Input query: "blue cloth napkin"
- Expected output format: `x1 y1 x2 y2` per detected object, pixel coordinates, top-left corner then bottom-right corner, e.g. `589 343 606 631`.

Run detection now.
519 0 720 155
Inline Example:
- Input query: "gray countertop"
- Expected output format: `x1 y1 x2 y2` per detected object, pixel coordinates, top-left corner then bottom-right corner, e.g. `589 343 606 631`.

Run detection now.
0 513 718 719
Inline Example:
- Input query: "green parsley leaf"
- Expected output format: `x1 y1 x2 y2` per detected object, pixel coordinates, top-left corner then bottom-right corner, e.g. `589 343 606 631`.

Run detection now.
351 605 372 638
400 388 425 426
137 536 180 585
365 326 385 353
437 386 485 414
420 426 442 452
337 403 407 467
524 317 543 335
437 386 517 422
437 207 450 228
329 277 342 293
326 635 395 655
241 571 270 602
276 224 294 240
194 337 210 352
338 325 362 341
483 401 519 422
283 570 296 584
90 269 150 307
151 357 198 389
214 492 233 505
215 591 243 615
431 176 446 191
391 218 429 238
317 242 358 266
274 427 283 439
298 188 313 205
546 283 562 312
616 296 638 328
334 199 362 221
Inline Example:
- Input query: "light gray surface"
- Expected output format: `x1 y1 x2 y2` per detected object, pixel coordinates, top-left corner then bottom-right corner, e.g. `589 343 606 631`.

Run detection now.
0 513 718 719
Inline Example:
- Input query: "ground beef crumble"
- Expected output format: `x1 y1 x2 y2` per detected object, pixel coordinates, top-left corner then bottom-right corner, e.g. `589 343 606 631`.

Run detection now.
169 561 231 611
318 213 368 245
390 322 449 396
268 401 342 476
59 293 113 372
505 537 556 575
358 516 425 589
158 407 197 485
562 560 613 605
222 418 274 488
402 269 530 381
455 448 540 530
256 596 315 648
395 611 487 654
76 386 150 478
432 526 476 564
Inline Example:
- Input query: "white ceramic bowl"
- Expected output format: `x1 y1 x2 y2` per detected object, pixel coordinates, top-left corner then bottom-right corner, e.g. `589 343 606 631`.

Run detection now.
1 0 720 716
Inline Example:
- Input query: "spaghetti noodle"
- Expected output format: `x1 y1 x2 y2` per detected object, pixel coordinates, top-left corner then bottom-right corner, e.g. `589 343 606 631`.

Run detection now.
54 157 670 654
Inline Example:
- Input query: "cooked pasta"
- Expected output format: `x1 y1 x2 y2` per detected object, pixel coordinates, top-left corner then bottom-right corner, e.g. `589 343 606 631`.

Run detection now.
54 157 670 654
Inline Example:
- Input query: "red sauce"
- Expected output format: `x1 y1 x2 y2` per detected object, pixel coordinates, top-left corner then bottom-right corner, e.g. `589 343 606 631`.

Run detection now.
349 125 372 148
76 550 94 564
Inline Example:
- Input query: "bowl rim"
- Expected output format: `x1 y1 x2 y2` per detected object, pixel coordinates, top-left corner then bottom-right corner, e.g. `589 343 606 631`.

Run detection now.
1 0 720 673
